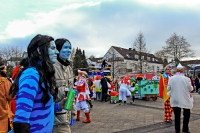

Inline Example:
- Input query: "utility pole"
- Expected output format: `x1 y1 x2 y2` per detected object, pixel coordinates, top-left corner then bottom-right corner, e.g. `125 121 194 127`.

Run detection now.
112 53 114 80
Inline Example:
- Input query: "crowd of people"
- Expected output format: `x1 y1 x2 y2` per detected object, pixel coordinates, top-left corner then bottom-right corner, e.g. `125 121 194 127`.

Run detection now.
0 34 199 133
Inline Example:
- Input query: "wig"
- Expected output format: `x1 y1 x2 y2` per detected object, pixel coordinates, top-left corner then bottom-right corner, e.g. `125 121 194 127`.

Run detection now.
9 34 57 106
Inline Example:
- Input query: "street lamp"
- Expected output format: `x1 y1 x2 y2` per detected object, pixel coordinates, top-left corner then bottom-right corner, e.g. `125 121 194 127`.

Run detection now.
106 53 119 79
111 53 118 80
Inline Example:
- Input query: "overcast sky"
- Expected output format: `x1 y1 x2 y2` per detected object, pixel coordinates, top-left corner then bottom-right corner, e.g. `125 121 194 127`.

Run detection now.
0 0 200 60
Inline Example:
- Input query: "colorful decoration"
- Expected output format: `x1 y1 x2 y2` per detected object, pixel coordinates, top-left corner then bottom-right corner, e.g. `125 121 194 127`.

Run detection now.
138 80 159 89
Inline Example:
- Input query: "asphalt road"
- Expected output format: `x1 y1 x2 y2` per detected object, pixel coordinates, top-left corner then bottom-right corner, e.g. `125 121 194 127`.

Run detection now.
71 93 200 133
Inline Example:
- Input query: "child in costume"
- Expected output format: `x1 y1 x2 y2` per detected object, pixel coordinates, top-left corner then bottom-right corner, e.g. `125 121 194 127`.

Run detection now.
75 70 91 123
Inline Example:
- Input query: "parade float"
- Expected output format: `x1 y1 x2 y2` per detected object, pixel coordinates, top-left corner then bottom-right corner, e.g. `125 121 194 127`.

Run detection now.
132 74 160 101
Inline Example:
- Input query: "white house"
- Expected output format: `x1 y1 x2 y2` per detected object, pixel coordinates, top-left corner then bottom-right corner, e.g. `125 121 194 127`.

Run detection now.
91 46 163 77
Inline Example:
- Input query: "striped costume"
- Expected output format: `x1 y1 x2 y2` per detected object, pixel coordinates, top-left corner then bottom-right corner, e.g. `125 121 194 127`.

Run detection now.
13 67 61 133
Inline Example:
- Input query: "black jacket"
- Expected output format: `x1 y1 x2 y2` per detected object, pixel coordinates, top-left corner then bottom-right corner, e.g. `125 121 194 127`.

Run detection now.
100 77 110 89
195 78 200 89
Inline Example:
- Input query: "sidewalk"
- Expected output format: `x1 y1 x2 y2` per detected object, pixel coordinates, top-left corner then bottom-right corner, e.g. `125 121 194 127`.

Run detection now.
71 93 200 133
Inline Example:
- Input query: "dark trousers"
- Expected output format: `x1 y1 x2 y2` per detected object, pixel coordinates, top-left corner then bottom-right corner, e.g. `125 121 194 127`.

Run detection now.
101 87 108 102
173 107 190 133
132 96 135 102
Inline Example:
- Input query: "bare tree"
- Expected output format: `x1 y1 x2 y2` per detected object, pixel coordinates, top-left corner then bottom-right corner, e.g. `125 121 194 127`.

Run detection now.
154 50 168 67
163 33 195 65
132 32 150 74
0 45 23 61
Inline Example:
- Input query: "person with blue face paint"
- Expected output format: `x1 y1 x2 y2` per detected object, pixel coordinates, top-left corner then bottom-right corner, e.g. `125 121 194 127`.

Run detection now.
48 41 59 63
9 34 67 133
53 38 76 133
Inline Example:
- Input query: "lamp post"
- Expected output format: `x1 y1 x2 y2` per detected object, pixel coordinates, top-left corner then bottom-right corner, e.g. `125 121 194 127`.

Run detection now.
107 53 119 80
111 53 118 80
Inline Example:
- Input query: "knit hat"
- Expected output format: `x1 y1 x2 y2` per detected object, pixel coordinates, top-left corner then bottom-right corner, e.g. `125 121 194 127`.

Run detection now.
176 63 184 73
55 38 71 52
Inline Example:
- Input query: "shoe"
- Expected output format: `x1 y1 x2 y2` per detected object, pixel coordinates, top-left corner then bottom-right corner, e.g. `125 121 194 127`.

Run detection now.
76 110 80 121
90 104 93 108
182 131 190 133
119 103 121 105
82 112 91 123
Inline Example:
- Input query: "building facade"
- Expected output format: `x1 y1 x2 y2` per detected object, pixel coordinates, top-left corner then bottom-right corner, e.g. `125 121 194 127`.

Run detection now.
87 46 163 78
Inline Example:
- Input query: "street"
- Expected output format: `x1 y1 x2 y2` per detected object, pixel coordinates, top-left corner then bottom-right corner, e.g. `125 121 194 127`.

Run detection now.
71 93 200 133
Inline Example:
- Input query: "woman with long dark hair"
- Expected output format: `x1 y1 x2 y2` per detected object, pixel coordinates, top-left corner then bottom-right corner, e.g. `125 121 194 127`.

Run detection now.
9 34 66 133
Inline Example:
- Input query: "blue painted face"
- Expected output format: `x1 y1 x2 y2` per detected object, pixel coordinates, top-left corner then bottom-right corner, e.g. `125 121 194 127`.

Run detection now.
59 42 72 60
48 41 59 63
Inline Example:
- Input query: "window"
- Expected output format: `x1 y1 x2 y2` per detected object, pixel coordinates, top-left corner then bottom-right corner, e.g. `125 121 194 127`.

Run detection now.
126 54 130 58
152 66 155 72
147 57 150 61
157 66 159 72
135 55 138 59
135 64 138 71
152 58 154 61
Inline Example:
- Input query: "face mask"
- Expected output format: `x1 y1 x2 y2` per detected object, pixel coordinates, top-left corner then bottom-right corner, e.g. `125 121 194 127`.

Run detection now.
59 42 72 60
48 41 59 63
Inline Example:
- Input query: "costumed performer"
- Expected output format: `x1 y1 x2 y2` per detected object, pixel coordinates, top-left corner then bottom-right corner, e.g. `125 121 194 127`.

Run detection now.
118 76 131 105
53 38 77 133
167 63 193 133
159 65 173 123
129 77 137 104
9 34 67 133
75 70 91 123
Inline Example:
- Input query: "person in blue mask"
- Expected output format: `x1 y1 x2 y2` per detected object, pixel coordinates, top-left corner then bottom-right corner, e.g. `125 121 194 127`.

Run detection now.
9 34 67 133
53 38 76 133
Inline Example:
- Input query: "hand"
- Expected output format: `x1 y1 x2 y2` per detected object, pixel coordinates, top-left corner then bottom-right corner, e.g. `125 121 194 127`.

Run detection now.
69 119 76 126
60 98 67 109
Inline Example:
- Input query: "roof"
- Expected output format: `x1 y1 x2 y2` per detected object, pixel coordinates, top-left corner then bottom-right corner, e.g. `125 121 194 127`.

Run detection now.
88 57 103 62
180 59 200 65
180 59 200 68
112 46 163 64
